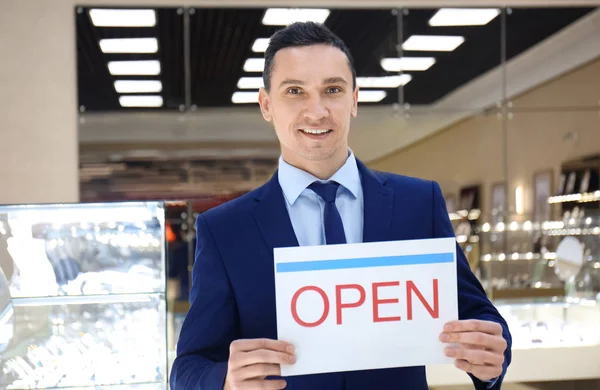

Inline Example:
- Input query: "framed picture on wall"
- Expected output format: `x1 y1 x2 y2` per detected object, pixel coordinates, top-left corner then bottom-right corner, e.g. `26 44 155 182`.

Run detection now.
490 182 506 223
534 170 553 222
459 185 480 211
445 194 457 214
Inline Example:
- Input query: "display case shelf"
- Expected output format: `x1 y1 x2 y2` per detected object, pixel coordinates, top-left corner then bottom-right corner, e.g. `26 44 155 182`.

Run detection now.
11 292 164 307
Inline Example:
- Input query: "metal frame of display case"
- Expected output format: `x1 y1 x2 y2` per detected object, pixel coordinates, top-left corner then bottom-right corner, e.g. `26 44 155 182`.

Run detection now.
0 202 168 390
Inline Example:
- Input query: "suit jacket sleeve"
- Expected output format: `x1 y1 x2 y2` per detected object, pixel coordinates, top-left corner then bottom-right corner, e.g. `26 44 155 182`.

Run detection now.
431 182 512 390
170 214 238 390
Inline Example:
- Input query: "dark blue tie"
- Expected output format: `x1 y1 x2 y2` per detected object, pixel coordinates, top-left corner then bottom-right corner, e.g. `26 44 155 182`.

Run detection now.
309 181 347 245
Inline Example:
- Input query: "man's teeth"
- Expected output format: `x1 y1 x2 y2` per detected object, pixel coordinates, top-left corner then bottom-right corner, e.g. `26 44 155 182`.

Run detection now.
302 129 330 134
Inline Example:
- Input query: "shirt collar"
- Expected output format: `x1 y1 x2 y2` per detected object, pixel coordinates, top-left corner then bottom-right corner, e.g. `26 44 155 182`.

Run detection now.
278 149 361 206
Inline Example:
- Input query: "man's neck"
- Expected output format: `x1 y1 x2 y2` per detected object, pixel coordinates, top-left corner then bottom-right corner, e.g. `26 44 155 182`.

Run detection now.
282 150 349 180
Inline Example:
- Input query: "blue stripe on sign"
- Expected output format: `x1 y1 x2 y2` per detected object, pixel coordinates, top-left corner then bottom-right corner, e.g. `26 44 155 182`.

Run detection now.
276 252 453 273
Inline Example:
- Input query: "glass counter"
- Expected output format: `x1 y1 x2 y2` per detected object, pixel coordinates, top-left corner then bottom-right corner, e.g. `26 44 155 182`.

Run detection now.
0 202 168 389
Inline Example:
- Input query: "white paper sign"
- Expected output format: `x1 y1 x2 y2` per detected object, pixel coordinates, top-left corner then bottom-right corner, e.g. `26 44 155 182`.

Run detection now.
274 237 458 377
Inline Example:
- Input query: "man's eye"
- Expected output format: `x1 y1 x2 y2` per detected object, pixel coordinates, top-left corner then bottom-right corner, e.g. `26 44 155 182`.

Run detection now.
287 88 301 95
327 87 342 93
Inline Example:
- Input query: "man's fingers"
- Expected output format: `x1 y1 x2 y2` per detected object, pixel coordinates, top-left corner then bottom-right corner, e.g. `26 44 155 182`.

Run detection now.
454 359 503 381
440 331 507 352
444 319 503 335
238 378 288 390
231 338 294 354
445 346 503 366
235 363 282 381
234 349 296 368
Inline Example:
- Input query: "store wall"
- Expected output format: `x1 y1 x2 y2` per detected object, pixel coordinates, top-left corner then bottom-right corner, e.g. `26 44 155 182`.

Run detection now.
0 1 79 204
369 57 600 218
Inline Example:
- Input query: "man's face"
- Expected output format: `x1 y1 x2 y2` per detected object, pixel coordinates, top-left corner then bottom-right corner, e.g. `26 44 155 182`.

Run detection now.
258 44 358 166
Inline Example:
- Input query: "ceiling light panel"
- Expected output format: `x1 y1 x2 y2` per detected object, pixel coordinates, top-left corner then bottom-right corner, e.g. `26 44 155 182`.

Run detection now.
119 95 163 107
358 90 387 103
237 77 264 89
99 38 158 54
243 58 265 72
402 35 465 52
232 91 259 104
262 8 330 26
357 75 412 88
429 8 500 26
252 38 270 53
89 9 156 27
114 80 162 93
108 60 161 75
380 57 436 71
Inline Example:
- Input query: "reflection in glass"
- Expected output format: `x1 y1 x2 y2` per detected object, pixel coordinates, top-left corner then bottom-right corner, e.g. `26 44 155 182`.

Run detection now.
1 297 166 389
0 202 166 298
0 267 14 354
400 7 502 110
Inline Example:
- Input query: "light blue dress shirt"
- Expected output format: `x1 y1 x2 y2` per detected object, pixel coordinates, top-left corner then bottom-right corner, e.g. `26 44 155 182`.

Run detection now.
278 150 363 247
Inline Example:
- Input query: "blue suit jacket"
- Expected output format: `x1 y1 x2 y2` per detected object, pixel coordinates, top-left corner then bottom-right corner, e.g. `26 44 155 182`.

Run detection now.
170 160 512 390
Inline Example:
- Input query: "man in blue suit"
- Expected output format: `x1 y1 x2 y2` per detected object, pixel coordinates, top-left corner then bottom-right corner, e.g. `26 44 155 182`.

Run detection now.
171 22 511 390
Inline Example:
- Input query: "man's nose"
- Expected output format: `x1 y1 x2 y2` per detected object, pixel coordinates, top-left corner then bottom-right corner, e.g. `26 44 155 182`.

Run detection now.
303 96 329 121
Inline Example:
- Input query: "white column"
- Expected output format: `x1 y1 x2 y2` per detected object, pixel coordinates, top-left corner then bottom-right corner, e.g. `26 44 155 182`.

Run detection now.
0 0 78 204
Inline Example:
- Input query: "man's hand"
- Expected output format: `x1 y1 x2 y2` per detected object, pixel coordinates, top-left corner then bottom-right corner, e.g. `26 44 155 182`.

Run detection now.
224 338 296 390
439 319 507 382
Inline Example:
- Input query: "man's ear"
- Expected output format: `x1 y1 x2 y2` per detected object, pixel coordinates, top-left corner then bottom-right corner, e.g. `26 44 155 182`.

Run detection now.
258 88 272 122
351 86 359 118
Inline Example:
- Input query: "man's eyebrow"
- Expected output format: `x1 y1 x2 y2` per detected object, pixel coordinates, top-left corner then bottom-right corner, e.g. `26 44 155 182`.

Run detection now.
323 77 348 85
279 79 305 88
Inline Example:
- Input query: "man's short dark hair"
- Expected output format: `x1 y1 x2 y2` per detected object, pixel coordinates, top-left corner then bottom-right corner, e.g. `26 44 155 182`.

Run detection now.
263 21 357 92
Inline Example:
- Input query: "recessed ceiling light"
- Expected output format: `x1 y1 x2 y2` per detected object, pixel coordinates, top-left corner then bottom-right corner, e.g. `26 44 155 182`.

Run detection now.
119 95 163 107
380 57 436 72
232 91 259 104
402 35 465 52
89 9 156 27
108 60 161 75
114 80 162 93
262 8 330 26
357 75 412 88
237 77 264 89
243 58 265 72
99 38 158 54
358 90 387 103
429 8 500 26
252 38 270 53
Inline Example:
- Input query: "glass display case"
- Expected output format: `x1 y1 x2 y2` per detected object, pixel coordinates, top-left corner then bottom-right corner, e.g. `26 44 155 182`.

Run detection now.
0 202 168 389
476 210 600 300
495 297 600 349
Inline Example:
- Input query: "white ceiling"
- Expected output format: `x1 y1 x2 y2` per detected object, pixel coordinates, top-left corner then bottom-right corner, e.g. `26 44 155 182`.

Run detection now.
79 8 600 163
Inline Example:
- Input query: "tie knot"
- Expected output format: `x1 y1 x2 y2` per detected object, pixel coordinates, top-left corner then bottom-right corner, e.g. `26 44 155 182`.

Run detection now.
309 181 340 203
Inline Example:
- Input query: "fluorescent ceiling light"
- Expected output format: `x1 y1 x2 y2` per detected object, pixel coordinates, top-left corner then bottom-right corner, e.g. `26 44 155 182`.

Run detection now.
99 38 158 54
429 8 500 26
358 90 386 103
380 57 436 71
252 38 270 53
108 60 161 75
89 9 156 27
357 75 412 88
402 35 465 52
237 77 264 89
114 80 162 93
232 91 259 104
262 8 330 26
119 95 163 107
243 58 265 72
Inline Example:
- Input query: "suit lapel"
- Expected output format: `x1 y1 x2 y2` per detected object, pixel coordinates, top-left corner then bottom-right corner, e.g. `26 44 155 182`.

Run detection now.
357 160 394 243
251 172 299 252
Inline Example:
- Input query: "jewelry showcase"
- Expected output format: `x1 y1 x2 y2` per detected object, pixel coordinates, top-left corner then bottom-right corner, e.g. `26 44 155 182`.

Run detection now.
0 202 168 389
